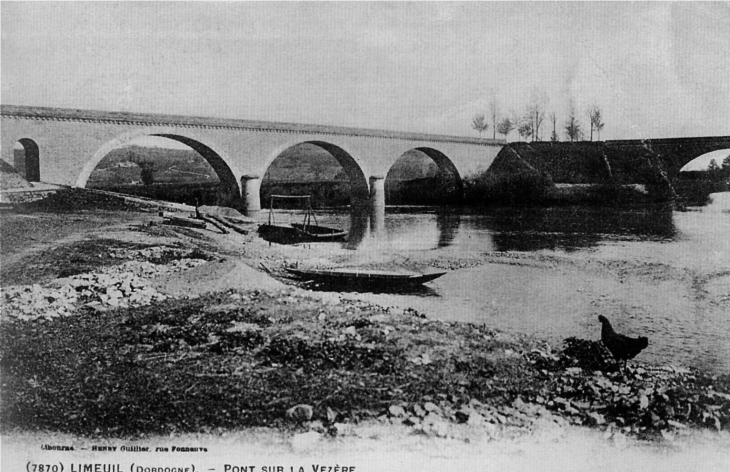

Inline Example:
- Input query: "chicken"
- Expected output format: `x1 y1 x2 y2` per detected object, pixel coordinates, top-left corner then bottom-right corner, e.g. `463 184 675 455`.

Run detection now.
598 315 648 371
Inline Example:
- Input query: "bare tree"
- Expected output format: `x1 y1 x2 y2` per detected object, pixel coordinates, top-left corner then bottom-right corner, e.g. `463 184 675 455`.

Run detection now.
549 112 559 142
526 89 548 141
564 101 583 142
496 117 514 141
489 99 499 140
520 111 535 142
586 105 605 141
471 113 489 137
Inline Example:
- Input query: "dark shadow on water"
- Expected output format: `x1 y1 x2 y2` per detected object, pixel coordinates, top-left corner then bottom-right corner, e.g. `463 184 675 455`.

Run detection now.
345 209 371 249
469 204 678 252
489 232 599 253
435 209 461 248
343 206 462 251
322 203 679 253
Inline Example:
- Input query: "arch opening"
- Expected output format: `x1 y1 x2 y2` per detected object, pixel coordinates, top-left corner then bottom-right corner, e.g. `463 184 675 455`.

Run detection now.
679 149 730 173
675 149 730 206
260 141 369 210
385 147 463 205
13 138 40 182
86 135 240 208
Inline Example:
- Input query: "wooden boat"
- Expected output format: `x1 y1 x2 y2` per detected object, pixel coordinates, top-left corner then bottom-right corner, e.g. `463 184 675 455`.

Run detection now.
257 195 347 244
257 223 347 244
286 267 447 288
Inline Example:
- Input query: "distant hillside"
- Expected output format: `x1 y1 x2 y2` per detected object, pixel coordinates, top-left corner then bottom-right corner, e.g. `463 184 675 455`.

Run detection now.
386 150 440 182
87 145 218 186
40 142 442 189
264 144 346 182
264 145 439 182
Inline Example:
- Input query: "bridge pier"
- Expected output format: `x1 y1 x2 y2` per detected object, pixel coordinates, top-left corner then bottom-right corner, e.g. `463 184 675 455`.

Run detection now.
369 176 385 234
369 176 385 209
241 175 261 217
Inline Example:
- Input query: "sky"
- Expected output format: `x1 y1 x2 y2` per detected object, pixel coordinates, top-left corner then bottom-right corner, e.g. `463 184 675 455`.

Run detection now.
2 2 729 142
680 149 730 171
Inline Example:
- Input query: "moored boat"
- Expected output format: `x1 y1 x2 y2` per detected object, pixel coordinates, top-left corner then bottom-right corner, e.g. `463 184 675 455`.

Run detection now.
285 267 447 288
257 195 347 244
257 222 347 244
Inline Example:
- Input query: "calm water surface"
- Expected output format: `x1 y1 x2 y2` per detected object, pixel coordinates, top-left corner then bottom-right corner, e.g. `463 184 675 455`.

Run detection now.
307 194 730 373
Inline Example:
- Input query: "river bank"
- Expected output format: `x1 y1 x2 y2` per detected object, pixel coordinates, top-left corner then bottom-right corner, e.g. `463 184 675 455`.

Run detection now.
1 189 729 470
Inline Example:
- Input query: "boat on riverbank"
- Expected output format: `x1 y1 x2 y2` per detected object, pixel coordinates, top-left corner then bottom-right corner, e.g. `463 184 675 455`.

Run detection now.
257 195 347 244
286 267 447 289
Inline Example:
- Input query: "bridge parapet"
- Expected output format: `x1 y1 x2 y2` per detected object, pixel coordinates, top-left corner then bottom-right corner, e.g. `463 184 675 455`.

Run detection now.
1 105 503 147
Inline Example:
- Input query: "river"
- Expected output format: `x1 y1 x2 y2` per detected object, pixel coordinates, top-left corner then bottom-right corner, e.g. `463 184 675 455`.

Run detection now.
306 193 730 374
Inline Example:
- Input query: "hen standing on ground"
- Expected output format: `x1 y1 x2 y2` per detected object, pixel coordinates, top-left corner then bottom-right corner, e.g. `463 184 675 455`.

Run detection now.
598 315 649 372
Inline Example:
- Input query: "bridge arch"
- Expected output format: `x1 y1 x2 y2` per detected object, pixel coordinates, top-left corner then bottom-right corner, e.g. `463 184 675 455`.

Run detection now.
77 128 243 207
262 140 370 208
412 147 462 182
385 146 464 204
13 138 41 182
679 149 730 172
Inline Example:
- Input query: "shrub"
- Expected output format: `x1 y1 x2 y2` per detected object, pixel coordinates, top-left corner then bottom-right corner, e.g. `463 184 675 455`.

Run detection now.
138 161 155 186
465 169 554 205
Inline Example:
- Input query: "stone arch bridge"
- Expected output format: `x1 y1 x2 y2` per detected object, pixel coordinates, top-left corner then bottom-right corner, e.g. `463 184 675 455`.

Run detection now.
1 105 503 215
3 105 728 215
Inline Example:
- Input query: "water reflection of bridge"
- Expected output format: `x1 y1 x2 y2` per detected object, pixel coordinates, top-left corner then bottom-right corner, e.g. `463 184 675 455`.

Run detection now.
344 208 462 251
342 204 678 252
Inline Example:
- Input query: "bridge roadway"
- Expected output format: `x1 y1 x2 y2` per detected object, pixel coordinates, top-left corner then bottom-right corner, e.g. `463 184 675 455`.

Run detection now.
1 105 503 215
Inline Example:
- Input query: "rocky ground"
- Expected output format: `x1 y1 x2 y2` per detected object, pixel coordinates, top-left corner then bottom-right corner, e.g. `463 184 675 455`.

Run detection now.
1 189 730 471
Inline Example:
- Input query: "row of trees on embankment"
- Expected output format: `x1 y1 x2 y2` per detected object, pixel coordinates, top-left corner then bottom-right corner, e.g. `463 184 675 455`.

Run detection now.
471 92 605 143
